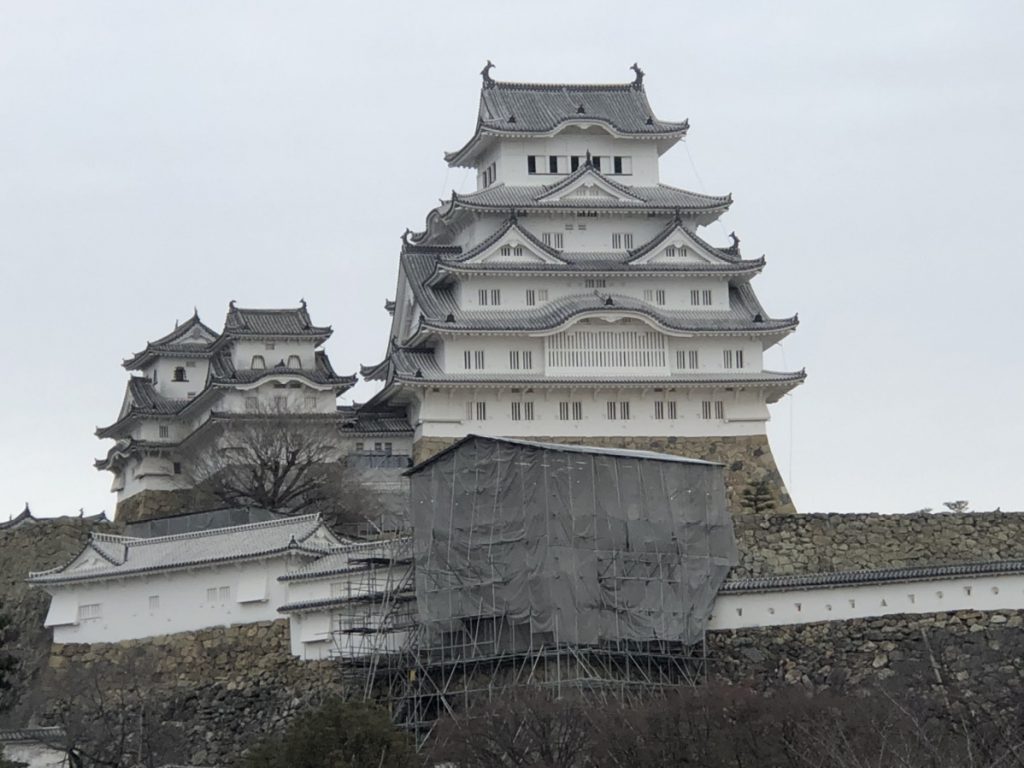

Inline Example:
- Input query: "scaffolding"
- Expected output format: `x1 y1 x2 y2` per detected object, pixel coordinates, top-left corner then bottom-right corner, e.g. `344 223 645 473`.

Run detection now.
345 436 738 746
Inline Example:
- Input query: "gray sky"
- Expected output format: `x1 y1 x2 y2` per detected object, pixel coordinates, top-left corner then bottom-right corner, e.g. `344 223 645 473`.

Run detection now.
2 1 1022 519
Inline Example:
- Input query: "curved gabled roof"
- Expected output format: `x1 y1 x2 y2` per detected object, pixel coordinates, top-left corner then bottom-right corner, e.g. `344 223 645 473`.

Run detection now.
222 300 331 341
123 312 219 370
95 378 190 438
445 64 689 167
208 349 356 390
28 514 345 585
448 178 730 214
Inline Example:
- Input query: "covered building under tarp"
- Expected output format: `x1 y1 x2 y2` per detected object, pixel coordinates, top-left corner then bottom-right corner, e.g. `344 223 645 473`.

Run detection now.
407 435 738 657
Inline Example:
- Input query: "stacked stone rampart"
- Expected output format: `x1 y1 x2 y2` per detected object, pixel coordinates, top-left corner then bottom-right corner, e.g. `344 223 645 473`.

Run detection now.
733 510 1024 577
0 516 108 717
46 621 347 766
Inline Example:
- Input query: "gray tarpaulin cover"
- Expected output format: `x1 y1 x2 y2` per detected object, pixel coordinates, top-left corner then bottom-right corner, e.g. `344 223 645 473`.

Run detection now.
408 436 738 651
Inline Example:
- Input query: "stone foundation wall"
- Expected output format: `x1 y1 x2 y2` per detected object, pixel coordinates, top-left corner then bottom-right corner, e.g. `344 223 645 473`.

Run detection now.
710 609 1024 713
413 433 796 515
114 487 218 524
733 511 1024 577
46 620 347 766
0 517 110 718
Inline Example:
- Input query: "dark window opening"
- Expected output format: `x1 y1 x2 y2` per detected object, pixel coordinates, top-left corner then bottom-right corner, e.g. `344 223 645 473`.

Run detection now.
527 156 537 174
613 157 623 174
592 156 602 171
548 156 558 174
173 462 182 475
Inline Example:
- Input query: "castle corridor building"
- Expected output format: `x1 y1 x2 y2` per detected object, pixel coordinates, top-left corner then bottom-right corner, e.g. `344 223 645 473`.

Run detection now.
363 64 804 511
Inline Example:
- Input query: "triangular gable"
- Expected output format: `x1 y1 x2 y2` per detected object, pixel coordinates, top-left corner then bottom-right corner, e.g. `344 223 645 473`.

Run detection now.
629 225 727 266
463 225 565 265
535 168 645 204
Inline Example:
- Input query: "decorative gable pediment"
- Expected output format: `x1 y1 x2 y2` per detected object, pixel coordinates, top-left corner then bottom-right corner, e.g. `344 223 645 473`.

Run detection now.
536 169 644 204
630 226 727 265
464 228 564 266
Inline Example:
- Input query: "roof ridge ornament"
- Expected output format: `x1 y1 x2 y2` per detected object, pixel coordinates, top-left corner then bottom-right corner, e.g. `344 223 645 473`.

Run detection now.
481 60 496 88
630 62 645 89
576 103 586 114
728 231 742 254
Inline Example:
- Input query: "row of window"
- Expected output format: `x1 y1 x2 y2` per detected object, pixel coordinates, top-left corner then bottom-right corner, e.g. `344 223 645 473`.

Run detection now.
465 399 727 422
527 154 632 175
245 395 319 410
354 441 395 454
251 354 303 370
460 346 746 372
76 586 233 622
473 286 714 307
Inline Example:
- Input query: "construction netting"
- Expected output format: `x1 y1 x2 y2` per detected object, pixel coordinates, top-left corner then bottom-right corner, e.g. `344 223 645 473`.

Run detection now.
409 436 737 651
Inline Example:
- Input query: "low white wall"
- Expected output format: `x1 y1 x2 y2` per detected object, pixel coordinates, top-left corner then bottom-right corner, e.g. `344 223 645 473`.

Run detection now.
45 555 306 644
708 572 1024 631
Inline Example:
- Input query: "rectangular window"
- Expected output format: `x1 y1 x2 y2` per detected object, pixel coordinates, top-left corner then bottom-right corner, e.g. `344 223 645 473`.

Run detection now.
559 401 583 421
464 350 472 370
676 350 700 369
149 595 160 611
584 279 607 288
690 289 700 306
265 342 275 351
668 401 678 420
549 156 559 174
654 401 665 420
219 586 230 600
245 396 258 411
736 350 745 369
474 350 485 369
665 245 678 257
173 462 182 475
78 603 101 621
478 289 488 306
526 289 536 306
158 425 169 438
655 289 666 305
527 155 538 174
577 223 587 231
509 350 520 369
305 396 317 409
612 156 632 174
542 232 564 248
491 289 501 306
619 401 631 420
570 155 585 172
206 587 218 602
606 401 618 420
702 289 713 305
513 401 534 421
374 442 383 452
185 361 196 368
384 442 393 455
522 350 533 369
594 155 611 171
612 233 621 249
537 289 549 302
723 350 734 369
476 402 487 420
592 155 602 171
611 233 633 249
702 401 726 420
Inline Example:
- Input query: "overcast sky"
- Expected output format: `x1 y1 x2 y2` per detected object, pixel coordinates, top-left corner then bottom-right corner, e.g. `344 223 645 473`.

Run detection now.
1 1 1021 519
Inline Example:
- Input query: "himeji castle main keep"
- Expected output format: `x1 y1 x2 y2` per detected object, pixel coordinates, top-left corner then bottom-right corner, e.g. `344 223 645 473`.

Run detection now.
362 63 805 512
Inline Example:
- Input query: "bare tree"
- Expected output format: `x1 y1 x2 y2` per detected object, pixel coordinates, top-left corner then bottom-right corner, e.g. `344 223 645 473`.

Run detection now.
188 411 340 513
31 657 186 768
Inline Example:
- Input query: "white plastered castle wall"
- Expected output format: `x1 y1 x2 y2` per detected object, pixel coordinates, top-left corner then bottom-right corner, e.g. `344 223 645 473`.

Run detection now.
42 555 303 644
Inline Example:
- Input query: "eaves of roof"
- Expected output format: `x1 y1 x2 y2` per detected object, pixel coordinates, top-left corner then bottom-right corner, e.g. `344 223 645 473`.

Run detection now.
721 560 1024 594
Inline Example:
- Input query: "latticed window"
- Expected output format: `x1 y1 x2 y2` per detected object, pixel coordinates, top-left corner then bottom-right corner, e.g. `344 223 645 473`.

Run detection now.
701 400 726 420
676 350 699 370
547 329 666 369
511 401 535 422
702 289 713 305
559 401 583 421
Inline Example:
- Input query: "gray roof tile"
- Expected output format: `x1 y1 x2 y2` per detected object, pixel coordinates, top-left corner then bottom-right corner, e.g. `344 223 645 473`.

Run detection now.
223 301 331 338
446 69 689 165
28 514 345 584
